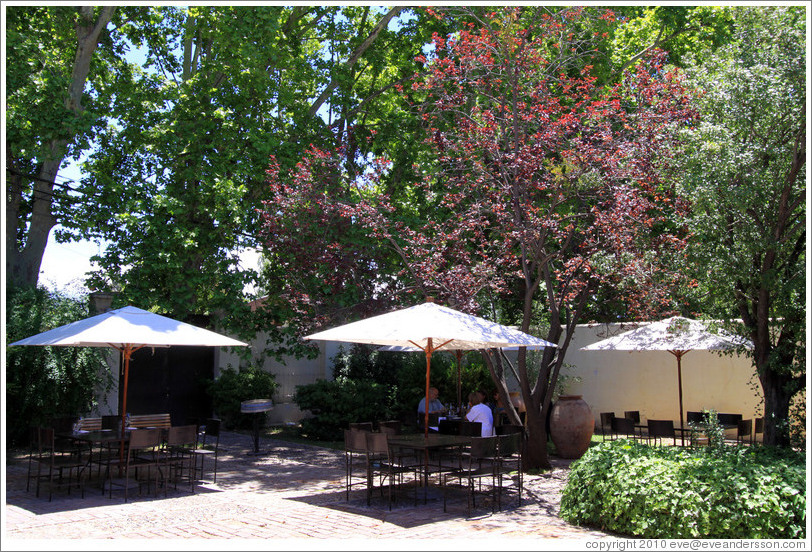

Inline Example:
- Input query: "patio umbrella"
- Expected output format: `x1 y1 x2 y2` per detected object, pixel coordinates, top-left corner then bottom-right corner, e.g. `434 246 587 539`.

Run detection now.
305 300 556 436
10 305 248 453
580 316 752 444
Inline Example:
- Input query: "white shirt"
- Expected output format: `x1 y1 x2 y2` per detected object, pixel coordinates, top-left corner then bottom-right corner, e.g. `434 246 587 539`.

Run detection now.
465 403 494 436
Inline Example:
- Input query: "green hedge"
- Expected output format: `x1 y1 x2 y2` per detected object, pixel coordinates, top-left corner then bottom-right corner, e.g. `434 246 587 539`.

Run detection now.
294 378 396 441
560 440 806 539
206 366 278 429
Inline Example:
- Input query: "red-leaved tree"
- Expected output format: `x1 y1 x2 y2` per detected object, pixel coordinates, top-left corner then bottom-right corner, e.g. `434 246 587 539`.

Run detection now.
261 7 697 469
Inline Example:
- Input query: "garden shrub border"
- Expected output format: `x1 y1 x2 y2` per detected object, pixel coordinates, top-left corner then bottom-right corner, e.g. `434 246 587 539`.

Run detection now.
560 439 806 539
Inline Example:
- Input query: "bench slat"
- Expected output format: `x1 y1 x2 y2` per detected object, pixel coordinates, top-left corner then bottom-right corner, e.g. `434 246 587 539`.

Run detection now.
76 413 172 431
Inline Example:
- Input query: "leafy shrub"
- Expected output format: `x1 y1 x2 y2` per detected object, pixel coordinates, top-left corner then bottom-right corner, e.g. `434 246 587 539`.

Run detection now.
206 366 278 429
687 409 727 450
5 286 114 446
561 440 806 539
330 343 494 427
293 378 396 441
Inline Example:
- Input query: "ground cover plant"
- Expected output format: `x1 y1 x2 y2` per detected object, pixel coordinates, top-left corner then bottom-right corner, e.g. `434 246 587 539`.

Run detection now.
560 440 806 539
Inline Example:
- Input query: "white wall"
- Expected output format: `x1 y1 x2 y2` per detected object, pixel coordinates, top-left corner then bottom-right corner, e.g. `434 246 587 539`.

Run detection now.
564 323 763 427
214 322 763 427
216 334 343 424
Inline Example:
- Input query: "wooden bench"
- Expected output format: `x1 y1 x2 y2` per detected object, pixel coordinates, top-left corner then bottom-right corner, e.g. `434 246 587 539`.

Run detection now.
77 417 102 431
128 413 172 430
76 414 172 431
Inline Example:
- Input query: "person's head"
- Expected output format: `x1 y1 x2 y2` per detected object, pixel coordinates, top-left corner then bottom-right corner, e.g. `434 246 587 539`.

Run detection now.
429 387 439 400
468 391 481 406
477 389 488 403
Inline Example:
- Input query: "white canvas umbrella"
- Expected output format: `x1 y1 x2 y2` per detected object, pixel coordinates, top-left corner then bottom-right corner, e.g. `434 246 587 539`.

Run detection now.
10 305 248 448
580 316 752 444
305 300 556 436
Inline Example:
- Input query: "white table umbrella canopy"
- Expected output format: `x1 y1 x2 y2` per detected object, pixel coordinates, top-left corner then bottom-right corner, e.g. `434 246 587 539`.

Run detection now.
10 306 248 450
305 301 556 436
580 316 751 353
10 305 247 349
581 316 752 444
306 302 557 351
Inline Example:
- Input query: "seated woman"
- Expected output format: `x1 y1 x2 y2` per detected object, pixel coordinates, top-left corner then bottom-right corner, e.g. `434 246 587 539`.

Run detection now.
465 391 494 437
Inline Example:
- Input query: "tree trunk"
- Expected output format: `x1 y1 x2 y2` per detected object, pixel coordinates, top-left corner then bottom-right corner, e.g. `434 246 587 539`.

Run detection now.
758 359 794 447
6 6 115 288
523 407 549 470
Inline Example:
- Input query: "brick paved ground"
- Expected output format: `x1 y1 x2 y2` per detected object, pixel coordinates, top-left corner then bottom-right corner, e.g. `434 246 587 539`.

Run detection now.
3 430 617 548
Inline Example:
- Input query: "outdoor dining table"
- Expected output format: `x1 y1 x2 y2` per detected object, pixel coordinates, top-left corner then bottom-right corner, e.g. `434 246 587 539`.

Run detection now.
59 428 133 485
387 433 472 498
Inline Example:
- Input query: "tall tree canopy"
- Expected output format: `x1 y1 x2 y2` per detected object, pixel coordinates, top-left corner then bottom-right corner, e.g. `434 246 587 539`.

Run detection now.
678 6 806 447
6 5 117 287
261 6 697 469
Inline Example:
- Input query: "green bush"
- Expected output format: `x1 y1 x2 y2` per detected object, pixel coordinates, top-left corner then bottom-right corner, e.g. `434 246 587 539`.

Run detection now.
293 378 396 441
5 286 114 446
206 366 278 429
330 343 494 427
560 440 806 539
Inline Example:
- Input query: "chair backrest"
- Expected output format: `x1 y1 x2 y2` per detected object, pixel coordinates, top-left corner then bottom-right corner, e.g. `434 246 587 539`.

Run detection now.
101 415 120 431
344 429 368 453
438 419 460 435
469 436 498 460
737 419 753 439
600 412 615 429
686 411 705 425
647 419 675 438
349 422 373 432
365 431 389 456
754 417 764 434
459 421 482 437
495 424 523 436
167 424 198 447
624 411 641 424
498 432 521 457
377 420 401 435
612 417 636 435
37 427 56 453
716 413 743 427
128 428 162 450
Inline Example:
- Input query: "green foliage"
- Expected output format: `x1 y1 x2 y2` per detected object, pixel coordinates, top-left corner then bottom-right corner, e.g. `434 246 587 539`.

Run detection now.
687 409 727 450
293 379 395 441
677 6 805 447
5 286 114 446
332 344 494 418
561 440 806 539
205 366 278 430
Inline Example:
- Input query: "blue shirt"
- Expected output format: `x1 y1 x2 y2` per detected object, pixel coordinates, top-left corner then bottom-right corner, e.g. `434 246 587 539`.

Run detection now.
417 397 444 413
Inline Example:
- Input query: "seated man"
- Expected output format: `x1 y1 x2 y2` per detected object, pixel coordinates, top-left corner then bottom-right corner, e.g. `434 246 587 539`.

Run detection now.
417 386 446 416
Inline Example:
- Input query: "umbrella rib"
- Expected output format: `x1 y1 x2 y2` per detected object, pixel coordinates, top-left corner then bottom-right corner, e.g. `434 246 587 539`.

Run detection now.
409 338 454 354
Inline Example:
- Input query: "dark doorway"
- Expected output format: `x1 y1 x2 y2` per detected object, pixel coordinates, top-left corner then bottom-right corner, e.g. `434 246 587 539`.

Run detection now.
123 345 214 425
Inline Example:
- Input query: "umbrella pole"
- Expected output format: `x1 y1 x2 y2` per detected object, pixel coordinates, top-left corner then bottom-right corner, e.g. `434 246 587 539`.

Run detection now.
671 350 687 446
455 350 462 412
119 345 133 464
424 338 432 438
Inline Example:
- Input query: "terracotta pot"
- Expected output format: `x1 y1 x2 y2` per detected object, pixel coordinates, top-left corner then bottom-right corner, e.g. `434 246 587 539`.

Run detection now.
550 395 594 459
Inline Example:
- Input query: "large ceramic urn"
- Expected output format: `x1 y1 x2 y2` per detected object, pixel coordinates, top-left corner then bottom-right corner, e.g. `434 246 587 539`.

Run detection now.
550 395 594 459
